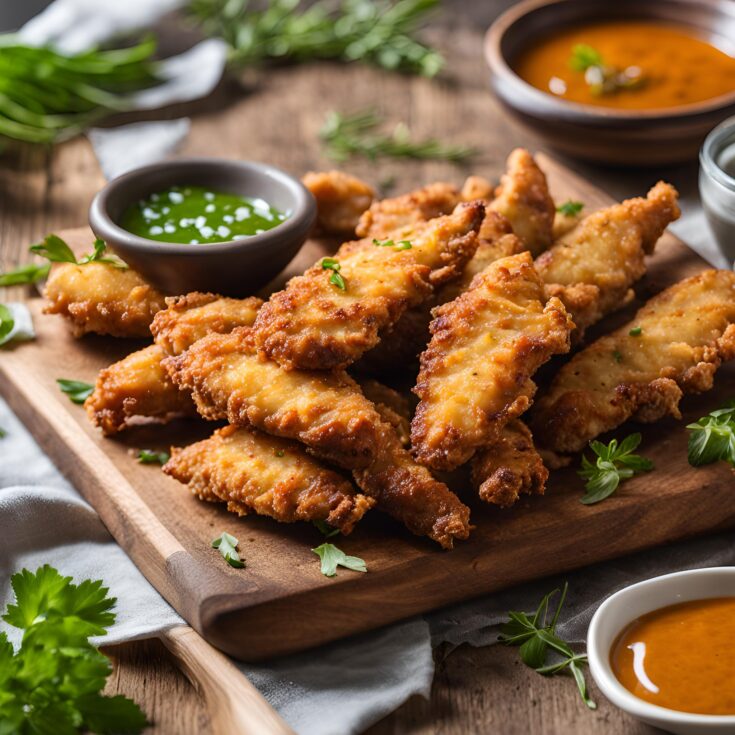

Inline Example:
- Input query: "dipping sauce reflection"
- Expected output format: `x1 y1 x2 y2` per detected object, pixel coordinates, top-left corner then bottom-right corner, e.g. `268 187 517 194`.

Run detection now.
610 597 735 715
514 21 735 110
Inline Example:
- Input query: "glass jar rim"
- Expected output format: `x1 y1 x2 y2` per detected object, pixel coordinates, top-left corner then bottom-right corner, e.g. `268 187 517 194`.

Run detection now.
700 116 735 193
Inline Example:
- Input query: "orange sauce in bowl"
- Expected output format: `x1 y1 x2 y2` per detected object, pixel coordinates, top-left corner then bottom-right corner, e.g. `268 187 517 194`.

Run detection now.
611 598 735 715
513 21 735 110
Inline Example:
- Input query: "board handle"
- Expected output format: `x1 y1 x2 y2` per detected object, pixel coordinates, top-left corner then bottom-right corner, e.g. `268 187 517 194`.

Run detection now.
160 626 295 735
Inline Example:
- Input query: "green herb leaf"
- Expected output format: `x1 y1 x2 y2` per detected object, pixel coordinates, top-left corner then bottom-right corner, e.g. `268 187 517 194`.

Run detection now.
57 378 94 405
321 109 474 163
569 44 603 72
137 449 170 465
556 200 584 217
373 237 413 250
686 401 735 468
312 543 367 577
274 449 285 457
0 426 6 438
313 520 340 539
499 583 596 710
0 565 147 732
629 326 642 336
578 433 653 504
329 271 346 290
0 303 14 345
322 257 347 290
0 261 51 286
30 234 78 263
612 349 623 363
212 532 245 568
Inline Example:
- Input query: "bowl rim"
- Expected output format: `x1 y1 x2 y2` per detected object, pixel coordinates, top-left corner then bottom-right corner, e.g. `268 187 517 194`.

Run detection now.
484 0 735 121
587 567 735 726
88 157 316 257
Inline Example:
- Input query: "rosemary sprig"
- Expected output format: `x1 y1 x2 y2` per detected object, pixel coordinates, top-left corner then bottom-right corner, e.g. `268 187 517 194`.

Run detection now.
189 0 443 77
321 109 475 162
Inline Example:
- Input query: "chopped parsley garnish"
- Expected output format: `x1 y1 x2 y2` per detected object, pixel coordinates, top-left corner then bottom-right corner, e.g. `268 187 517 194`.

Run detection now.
321 257 346 290
212 532 245 568
0 565 147 733
556 200 584 217
629 327 642 337
137 449 170 465
578 433 653 504
686 401 735 469
274 448 285 457
312 543 366 577
612 349 623 363
57 379 94 404
373 238 412 250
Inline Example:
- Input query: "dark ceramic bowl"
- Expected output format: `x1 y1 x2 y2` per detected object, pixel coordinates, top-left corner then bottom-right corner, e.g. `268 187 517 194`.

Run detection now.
89 158 316 296
485 0 735 166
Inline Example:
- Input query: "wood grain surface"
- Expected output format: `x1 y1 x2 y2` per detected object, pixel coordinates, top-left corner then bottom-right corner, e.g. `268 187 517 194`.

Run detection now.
0 1 720 731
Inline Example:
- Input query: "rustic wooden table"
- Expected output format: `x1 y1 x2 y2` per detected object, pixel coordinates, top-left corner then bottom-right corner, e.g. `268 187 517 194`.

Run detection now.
1 1 689 732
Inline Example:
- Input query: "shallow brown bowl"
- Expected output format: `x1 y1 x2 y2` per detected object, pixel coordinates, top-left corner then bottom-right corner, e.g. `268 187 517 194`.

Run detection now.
485 0 735 166
89 158 316 296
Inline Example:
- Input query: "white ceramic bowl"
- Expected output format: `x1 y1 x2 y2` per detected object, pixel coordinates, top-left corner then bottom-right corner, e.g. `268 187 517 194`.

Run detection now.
587 567 735 734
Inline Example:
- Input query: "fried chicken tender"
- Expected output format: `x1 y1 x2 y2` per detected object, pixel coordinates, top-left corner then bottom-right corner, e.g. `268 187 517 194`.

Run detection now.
358 379 412 446
487 149 555 256
530 270 735 454
164 425 374 534
470 420 548 507
536 182 680 339
44 262 166 338
552 206 585 240
85 345 197 435
461 175 495 202
252 201 484 371
302 170 375 235
165 327 470 547
355 182 461 239
151 292 263 356
412 252 573 470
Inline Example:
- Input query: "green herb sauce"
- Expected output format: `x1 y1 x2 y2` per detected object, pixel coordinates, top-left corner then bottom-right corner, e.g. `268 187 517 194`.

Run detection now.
120 185 288 244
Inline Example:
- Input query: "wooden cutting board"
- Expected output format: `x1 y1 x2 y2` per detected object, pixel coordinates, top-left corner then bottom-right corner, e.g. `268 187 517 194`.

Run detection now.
2 154 733 662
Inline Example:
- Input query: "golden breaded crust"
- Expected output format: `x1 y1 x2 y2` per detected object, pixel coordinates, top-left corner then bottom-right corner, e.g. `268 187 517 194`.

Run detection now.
252 202 484 371
536 181 680 339
358 378 412 446
302 170 375 236
530 269 735 453
412 252 573 470
355 182 461 239
85 345 196 435
44 262 166 338
151 292 263 356
461 175 495 202
470 420 548 507
488 148 555 256
164 424 373 534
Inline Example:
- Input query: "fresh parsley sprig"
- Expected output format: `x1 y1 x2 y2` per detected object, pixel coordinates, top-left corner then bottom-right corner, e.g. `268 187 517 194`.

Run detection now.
30 234 127 269
212 532 245 569
578 433 653 504
687 401 735 468
0 565 147 733
556 200 584 217
321 257 346 290
312 543 367 577
137 449 170 465
568 43 644 96
321 110 475 163
57 378 95 404
0 261 50 287
499 583 596 709
189 0 444 77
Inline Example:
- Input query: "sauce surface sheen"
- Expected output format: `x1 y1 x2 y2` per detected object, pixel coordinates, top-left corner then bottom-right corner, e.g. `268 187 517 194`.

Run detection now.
121 185 288 244
514 21 735 110
611 597 735 715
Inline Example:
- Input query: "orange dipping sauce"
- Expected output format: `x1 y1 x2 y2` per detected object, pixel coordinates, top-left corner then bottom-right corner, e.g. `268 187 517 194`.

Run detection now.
611 598 735 716
513 21 735 110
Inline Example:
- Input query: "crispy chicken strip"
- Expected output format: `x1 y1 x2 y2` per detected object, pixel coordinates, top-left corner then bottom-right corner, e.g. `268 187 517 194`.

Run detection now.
487 149 555 256
355 182 461 239
302 170 375 236
552 207 585 240
151 292 263 356
470 420 548 507
165 327 470 546
164 425 374 534
85 345 197 435
531 270 735 454
412 252 573 471
358 379 412 446
252 201 484 371
536 182 680 339
461 175 495 202
44 262 166 338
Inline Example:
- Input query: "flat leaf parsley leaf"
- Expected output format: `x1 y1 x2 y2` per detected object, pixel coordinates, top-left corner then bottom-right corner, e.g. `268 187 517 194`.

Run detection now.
687 401 735 468
0 565 147 733
312 543 366 577
0 262 51 287
57 378 95 404
212 532 245 568
137 449 170 465
30 235 127 269
578 433 653 504
556 200 584 217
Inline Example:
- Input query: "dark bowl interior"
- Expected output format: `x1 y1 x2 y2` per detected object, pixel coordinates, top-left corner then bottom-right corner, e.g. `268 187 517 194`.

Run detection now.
89 158 316 297
486 0 735 165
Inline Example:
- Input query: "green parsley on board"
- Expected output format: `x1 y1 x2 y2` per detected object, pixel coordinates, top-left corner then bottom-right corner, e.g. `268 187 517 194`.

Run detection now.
578 433 653 505
499 583 596 709
0 262 50 287
0 565 147 733
687 401 735 468
137 449 170 465
312 543 367 577
57 379 95 405
212 532 246 568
